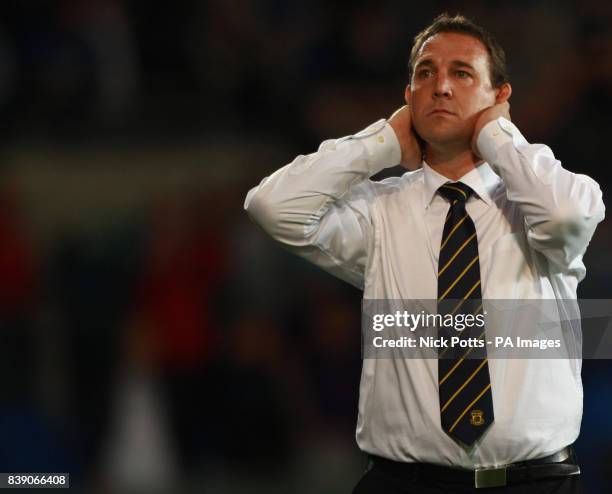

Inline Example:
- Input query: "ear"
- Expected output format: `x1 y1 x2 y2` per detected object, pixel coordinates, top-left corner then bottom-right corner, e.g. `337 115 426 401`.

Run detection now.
404 84 412 105
495 83 512 104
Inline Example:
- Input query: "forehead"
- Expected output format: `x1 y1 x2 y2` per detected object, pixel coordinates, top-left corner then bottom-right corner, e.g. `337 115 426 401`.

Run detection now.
416 32 489 70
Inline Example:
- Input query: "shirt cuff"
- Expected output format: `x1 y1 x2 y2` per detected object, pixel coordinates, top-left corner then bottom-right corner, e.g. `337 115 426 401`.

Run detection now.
476 117 529 168
348 119 402 174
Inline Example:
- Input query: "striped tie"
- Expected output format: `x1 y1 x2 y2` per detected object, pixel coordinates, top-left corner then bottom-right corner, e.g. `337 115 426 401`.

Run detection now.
437 182 494 446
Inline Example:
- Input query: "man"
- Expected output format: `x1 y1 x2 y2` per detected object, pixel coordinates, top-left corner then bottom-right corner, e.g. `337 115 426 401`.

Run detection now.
244 13 605 493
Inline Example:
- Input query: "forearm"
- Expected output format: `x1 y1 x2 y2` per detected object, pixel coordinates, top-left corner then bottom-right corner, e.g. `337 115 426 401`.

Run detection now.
244 119 401 246
477 117 605 267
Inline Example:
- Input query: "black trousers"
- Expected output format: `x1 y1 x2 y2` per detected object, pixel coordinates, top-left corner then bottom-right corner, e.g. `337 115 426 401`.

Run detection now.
352 461 584 494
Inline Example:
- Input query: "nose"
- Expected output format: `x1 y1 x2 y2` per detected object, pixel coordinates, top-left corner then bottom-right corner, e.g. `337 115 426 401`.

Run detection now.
433 73 452 98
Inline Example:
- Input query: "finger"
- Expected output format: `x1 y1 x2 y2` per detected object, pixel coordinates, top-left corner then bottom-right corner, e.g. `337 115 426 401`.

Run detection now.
389 105 408 119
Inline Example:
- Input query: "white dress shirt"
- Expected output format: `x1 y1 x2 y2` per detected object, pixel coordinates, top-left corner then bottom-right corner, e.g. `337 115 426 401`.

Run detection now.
244 117 605 468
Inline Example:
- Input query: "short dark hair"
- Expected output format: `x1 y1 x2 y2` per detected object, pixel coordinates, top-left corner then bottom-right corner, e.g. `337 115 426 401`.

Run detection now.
408 13 509 88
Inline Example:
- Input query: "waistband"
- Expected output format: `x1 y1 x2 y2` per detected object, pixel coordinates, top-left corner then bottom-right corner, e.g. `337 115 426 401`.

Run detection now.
368 446 581 489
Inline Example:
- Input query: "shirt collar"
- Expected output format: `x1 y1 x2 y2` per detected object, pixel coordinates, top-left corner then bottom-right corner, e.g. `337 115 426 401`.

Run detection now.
422 161 500 209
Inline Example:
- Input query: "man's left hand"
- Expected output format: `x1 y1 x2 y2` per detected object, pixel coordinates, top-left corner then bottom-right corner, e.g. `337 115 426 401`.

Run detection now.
471 101 511 157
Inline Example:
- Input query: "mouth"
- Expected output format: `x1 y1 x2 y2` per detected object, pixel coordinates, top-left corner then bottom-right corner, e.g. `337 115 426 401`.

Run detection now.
428 109 456 116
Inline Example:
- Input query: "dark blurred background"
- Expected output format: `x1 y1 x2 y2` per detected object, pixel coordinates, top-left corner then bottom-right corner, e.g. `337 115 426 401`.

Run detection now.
0 0 610 493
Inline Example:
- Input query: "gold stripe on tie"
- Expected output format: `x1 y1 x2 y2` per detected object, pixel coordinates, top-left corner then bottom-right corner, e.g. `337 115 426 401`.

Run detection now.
439 329 487 385
438 255 479 301
440 213 469 251
449 281 483 314
438 304 484 359
450 299 482 317
441 358 488 413
445 200 459 220
441 184 468 199
438 232 477 277
449 383 492 433
461 279 481 301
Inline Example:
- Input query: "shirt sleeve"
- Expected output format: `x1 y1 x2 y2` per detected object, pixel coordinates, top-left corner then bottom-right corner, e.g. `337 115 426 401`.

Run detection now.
244 119 401 288
476 117 605 274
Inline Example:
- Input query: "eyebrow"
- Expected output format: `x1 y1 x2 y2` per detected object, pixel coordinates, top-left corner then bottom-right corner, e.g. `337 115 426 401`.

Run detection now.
414 59 477 72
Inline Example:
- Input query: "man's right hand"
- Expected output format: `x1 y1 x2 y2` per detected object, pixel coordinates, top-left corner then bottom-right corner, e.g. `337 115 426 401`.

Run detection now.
388 105 422 171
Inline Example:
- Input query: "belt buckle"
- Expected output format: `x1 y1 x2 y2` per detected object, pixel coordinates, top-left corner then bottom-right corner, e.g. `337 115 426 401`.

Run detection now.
474 466 507 488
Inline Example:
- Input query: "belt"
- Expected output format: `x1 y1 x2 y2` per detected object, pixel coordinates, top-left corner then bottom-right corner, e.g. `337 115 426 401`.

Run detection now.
369 446 581 489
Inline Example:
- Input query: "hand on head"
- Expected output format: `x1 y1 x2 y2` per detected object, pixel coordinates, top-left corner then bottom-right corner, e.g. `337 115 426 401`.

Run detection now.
388 105 423 171
471 86 512 158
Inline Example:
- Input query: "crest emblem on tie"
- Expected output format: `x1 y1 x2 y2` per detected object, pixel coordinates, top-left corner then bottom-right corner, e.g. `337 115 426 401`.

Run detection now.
470 409 485 426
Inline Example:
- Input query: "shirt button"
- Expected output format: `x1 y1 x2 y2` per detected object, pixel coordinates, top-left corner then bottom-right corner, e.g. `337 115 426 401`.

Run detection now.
378 135 385 143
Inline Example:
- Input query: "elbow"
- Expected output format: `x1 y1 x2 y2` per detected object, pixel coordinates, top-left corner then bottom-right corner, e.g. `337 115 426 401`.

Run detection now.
527 193 605 264
244 187 277 229
547 179 605 237
244 187 303 243
568 175 606 228
539 201 602 241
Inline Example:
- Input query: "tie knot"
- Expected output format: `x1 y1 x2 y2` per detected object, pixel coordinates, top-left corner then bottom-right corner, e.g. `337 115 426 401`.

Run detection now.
438 182 474 203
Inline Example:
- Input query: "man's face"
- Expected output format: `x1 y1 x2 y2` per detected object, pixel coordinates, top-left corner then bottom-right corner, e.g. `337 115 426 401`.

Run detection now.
406 32 499 151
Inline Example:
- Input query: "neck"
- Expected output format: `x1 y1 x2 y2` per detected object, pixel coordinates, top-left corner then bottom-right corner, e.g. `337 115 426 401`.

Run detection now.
425 144 483 181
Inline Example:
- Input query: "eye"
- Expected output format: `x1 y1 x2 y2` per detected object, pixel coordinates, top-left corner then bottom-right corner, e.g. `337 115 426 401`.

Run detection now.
417 69 432 79
456 70 471 79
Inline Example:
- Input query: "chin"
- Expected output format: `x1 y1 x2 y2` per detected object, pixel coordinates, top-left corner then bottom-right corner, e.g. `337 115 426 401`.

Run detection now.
421 130 462 147
418 123 471 149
